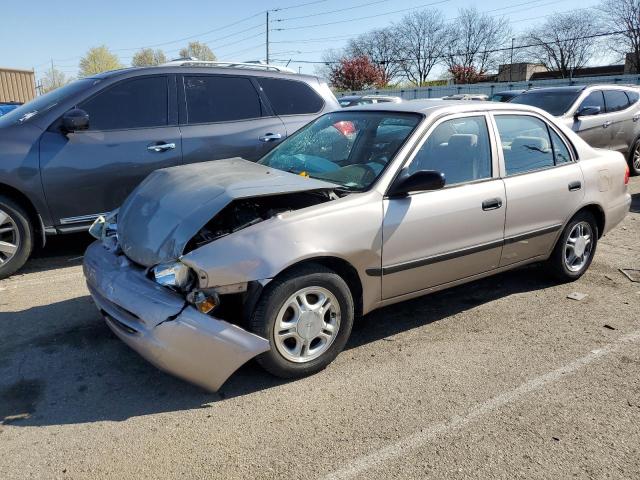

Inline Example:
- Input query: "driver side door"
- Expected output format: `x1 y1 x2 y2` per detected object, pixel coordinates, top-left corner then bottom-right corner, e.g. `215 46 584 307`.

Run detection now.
381 113 506 299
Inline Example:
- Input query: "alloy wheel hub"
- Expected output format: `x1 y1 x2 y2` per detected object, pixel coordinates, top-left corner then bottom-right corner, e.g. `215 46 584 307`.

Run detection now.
296 311 325 341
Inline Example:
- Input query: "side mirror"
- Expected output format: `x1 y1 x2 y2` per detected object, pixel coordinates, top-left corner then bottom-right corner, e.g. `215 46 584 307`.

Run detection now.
388 170 446 198
62 108 89 133
575 105 600 118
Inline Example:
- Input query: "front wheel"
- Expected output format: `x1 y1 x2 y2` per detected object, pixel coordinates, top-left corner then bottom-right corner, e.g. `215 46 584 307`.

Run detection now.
546 211 598 282
0 196 34 279
249 264 354 379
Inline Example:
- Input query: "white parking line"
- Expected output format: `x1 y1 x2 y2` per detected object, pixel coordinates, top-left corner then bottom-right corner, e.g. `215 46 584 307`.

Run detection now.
322 330 640 480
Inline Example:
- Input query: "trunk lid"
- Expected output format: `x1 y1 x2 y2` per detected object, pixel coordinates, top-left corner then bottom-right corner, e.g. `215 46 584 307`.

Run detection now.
117 158 336 267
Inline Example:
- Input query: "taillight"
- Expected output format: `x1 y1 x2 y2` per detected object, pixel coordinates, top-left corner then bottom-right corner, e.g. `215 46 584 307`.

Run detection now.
333 120 356 137
624 162 630 185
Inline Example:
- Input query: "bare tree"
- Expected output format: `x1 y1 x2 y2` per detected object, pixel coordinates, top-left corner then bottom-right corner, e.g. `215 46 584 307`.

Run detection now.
347 27 403 85
41 67 71 93
314 48 344 80
599 0 640 71
445 7 511 74
523 11 599 78
391 10 448 86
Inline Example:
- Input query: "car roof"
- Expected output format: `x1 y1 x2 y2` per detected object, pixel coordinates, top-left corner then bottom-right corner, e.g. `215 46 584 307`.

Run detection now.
87 65 321 83
342 98 549 115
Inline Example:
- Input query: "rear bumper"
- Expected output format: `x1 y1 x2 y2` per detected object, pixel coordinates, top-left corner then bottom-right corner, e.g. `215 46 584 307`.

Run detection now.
603 193 632 235
83 242 270 391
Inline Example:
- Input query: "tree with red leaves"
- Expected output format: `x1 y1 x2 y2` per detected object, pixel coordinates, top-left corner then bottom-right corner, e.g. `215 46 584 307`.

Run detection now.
449 65 483 84
330 56 385 90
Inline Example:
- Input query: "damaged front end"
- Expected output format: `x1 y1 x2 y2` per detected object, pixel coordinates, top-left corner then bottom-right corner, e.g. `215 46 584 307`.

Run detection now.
83 158 340 390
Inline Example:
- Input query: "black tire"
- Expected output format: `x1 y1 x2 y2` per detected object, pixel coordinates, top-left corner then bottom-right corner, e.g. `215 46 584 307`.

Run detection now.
629 138 640 176
249 263 354 379
546 211 598 282
0 195 34 279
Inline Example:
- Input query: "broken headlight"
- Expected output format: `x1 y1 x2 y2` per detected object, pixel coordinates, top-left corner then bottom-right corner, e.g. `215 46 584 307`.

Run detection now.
89 210 118 250
152 261 192 290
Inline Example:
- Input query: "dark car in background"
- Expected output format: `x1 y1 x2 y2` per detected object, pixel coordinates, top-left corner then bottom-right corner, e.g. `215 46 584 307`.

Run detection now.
490 90 525 102
0 102 21 116
510 85 640 176
0 60 339 278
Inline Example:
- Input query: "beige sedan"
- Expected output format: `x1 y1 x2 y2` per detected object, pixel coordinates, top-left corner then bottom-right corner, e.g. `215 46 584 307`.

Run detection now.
84 100 632 391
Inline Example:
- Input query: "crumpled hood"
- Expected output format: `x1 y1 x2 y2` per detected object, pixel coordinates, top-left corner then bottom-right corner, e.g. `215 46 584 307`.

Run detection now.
117 157 336 267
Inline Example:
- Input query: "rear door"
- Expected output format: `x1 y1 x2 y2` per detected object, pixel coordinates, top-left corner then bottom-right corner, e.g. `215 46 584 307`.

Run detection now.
40 75 182 227
256 77 326 136
179 75 286 163
603 89 633 154
493 113 584 266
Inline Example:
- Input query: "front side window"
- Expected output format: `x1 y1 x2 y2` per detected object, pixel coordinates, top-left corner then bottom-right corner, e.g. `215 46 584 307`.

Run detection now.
185 76 261 124
79 77 168 130
258 111 421 191
604 90 630 112
408 116 492 185
578 91 605 114
257 77 323 115
495 115 573 175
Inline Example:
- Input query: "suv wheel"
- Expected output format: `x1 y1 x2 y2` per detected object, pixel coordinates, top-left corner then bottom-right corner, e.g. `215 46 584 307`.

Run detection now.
629 138 640 176
546 211 598 282
0 196 34 279
249 264 354 379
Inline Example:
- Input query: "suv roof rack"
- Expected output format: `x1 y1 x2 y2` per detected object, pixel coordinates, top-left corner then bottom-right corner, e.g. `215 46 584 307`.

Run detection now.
160 59 296 74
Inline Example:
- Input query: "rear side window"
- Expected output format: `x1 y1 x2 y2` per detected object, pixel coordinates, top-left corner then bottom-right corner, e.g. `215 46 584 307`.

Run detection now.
257 78 323 115
79 77 168 130
604 90 630 112
409 116 492 185
495 115 555 175
184 76 261 124
626 90 640 104
578 91 605 114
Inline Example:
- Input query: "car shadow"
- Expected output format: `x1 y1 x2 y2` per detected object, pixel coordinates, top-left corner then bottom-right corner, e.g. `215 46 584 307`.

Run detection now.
19 232 94 275
0 264 555 428
631 192 640 214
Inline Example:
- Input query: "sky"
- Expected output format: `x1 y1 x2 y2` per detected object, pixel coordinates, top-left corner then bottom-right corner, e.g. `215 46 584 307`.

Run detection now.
1 0 603 81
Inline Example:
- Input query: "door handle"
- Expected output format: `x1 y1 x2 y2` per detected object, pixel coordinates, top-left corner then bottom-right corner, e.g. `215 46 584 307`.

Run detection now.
602 121 612 129
259 133 282 142
568 180 582 191
147 142 176 152
482 198 503 211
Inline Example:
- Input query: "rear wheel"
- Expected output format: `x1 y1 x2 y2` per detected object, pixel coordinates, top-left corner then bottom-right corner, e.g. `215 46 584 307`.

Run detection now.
546 211 598 282
629 138 640 176
0 196 33 279
249 264 354 379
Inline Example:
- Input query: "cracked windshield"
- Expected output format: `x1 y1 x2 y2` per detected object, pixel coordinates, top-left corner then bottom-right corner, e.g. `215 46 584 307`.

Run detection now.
259 111 421 190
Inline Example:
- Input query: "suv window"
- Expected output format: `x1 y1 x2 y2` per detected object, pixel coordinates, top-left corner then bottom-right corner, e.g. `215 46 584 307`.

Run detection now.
495 115 561 175
578 91 605 114
257 77 323 115
626 89 640 104
604 90 630 112
79 77 168 131
184 76 261 124
408 116 492 185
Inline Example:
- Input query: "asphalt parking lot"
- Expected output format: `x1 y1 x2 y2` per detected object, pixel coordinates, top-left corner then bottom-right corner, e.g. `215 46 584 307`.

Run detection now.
1 179 639 480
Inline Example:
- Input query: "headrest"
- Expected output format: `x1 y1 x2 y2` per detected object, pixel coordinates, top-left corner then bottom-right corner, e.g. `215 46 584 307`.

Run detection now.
447 134 478 149
511 136 549 153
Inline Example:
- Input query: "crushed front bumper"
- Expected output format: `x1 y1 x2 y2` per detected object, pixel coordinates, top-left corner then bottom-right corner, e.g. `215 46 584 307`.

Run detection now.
83 242 270 391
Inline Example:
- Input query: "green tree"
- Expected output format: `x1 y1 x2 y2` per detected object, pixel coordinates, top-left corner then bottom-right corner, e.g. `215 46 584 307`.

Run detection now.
79 46 123 77
179 41 216 61
131 48 167 67
41 66 72 93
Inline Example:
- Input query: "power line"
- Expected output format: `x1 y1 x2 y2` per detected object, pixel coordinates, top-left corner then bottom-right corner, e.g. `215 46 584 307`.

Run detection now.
275 0 390 22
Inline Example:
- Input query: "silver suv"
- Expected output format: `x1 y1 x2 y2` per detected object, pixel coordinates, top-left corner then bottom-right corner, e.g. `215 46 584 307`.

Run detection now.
511 85 640 175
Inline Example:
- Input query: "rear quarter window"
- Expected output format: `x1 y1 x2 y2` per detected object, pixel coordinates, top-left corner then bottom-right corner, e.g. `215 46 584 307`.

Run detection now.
257 77 324 116
625 90 640 105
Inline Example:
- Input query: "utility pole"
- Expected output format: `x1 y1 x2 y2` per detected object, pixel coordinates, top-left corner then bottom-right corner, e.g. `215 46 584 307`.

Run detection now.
509 38 515 83
266 11 270 64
